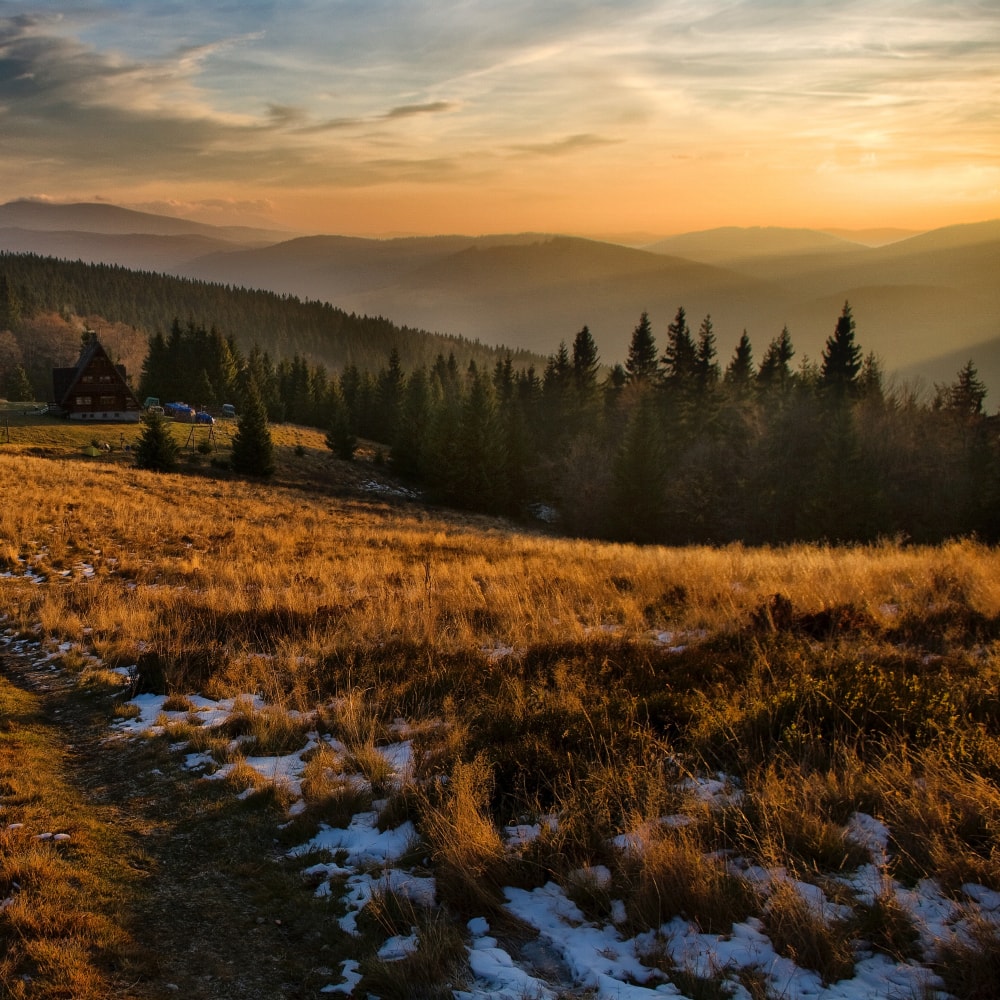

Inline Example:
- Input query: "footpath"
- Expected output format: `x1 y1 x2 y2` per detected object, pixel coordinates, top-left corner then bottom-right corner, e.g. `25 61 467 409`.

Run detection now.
0 640 337 1000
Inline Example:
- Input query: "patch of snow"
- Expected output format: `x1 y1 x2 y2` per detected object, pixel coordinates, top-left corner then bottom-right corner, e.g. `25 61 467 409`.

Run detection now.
321 959 362 994
377 931 419 961
289 811 417 867
359 480 421 500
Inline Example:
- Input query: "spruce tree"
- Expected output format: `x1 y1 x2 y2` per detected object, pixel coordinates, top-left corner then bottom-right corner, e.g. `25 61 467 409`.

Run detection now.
724 331 755 390
375 348 405 444
325 383 357 461
757 326 795 393
611 393 667 542
660 307 697 385
571 326 600 394
694 315 720 391
139 331 169 403
0 274 22 332
625 312 658 383
230 376 275 477
391 367 432 477
134 411 180 472
940 360 987 419
6 364 34 403
820 301 862 397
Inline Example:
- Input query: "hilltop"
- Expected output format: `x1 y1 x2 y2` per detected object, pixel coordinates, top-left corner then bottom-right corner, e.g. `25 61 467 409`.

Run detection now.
1 200 998 399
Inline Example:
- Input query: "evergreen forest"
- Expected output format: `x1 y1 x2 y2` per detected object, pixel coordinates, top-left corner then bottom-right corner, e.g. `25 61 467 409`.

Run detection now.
2 253 998 545
138 302 999 546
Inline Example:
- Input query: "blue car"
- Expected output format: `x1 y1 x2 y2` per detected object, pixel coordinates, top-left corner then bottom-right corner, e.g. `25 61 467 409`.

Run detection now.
195 411 215 425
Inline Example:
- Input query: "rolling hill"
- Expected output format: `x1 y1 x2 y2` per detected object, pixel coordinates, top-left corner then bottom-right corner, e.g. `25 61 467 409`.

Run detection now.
1 199 997 401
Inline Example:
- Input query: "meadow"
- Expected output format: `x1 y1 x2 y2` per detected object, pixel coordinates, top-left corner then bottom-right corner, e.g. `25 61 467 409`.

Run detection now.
2 417 1000 998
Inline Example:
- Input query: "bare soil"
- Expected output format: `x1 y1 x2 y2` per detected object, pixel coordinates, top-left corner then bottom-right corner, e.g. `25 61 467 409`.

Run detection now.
0 648 347 999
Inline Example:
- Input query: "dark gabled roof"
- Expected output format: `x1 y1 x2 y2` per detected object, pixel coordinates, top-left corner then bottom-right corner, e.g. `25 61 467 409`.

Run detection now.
53 337 139 407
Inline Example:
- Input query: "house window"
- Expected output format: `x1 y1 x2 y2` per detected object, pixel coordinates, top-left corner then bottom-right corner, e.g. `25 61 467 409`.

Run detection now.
100 396 116 407
76 396 92 405
83 375 94 383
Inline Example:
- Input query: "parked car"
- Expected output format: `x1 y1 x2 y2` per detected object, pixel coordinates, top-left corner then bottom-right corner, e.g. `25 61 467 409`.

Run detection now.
164 402 195 422
143 396 160 409
195 411 214 425
221 403 237 419
146 405 165 416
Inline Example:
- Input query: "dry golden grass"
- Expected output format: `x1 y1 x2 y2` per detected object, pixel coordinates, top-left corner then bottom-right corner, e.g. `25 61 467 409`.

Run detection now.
4 448 999 695
5 436 1000 995
417 755 510 916
622 823 761 934
763 879 856 984
0 676 141 999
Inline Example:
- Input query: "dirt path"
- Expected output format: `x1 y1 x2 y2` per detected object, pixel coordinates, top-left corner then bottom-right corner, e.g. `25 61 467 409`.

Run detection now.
0 646 344 999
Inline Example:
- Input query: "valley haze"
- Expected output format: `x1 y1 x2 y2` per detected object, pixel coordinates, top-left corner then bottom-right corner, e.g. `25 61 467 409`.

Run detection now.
1 198 998 404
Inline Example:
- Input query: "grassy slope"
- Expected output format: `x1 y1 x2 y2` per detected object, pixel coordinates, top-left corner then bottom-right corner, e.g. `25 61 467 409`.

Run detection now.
3 415 1000 997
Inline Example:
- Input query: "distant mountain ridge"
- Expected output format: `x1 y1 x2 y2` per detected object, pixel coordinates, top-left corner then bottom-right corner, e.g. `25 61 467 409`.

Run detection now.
0 200 290 245
1 199 998 403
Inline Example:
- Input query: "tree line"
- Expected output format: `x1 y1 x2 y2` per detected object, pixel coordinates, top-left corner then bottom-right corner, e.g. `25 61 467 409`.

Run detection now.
4 250 997 544
371 303 998 544
140 303 999 545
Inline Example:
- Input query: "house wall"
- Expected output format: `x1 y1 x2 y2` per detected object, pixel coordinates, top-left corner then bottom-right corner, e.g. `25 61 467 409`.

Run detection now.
60 344 141 421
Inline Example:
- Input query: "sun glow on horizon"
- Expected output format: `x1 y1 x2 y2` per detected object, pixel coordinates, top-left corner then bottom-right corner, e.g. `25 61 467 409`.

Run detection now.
1 1 998 237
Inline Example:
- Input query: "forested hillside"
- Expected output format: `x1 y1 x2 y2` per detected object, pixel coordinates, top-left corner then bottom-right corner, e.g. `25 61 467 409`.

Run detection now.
2 250 997 546
136 301 1000 546
0 253 541 398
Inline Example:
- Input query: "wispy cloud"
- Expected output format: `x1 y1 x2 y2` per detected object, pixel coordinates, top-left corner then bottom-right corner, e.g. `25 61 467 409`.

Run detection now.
0 1 997 232
511 134 618 158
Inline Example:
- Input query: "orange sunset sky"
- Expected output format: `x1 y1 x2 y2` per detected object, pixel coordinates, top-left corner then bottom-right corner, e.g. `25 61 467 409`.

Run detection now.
1 2 998 239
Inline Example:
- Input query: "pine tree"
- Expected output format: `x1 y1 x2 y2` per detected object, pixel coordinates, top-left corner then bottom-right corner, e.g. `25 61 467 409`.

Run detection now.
230 376 275 477
625 312 658 383
134 411 180 472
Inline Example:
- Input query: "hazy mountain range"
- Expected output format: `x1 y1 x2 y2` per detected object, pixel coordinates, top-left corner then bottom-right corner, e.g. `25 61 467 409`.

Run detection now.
2 199 998 400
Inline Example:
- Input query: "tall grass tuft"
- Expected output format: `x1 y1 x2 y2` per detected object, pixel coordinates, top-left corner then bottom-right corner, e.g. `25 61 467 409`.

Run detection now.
935 914 1000 1000
762 879 855 984
417 755 509 916
622 824 760 935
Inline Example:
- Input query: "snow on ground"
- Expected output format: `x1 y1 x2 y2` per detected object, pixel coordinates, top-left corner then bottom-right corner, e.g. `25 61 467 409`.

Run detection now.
104 682 982 1000
3 621 997 999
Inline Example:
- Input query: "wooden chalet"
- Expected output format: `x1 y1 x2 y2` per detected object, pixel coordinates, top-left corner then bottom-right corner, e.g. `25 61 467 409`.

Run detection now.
52 336 141 422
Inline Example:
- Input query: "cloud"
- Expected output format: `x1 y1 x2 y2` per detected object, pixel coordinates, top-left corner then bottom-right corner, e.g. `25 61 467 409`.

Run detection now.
385 101 456 120
511 134 618 158
0 2 997 230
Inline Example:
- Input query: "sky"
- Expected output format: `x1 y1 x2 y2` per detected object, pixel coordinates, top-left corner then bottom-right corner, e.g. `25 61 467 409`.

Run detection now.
1 1 998 238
